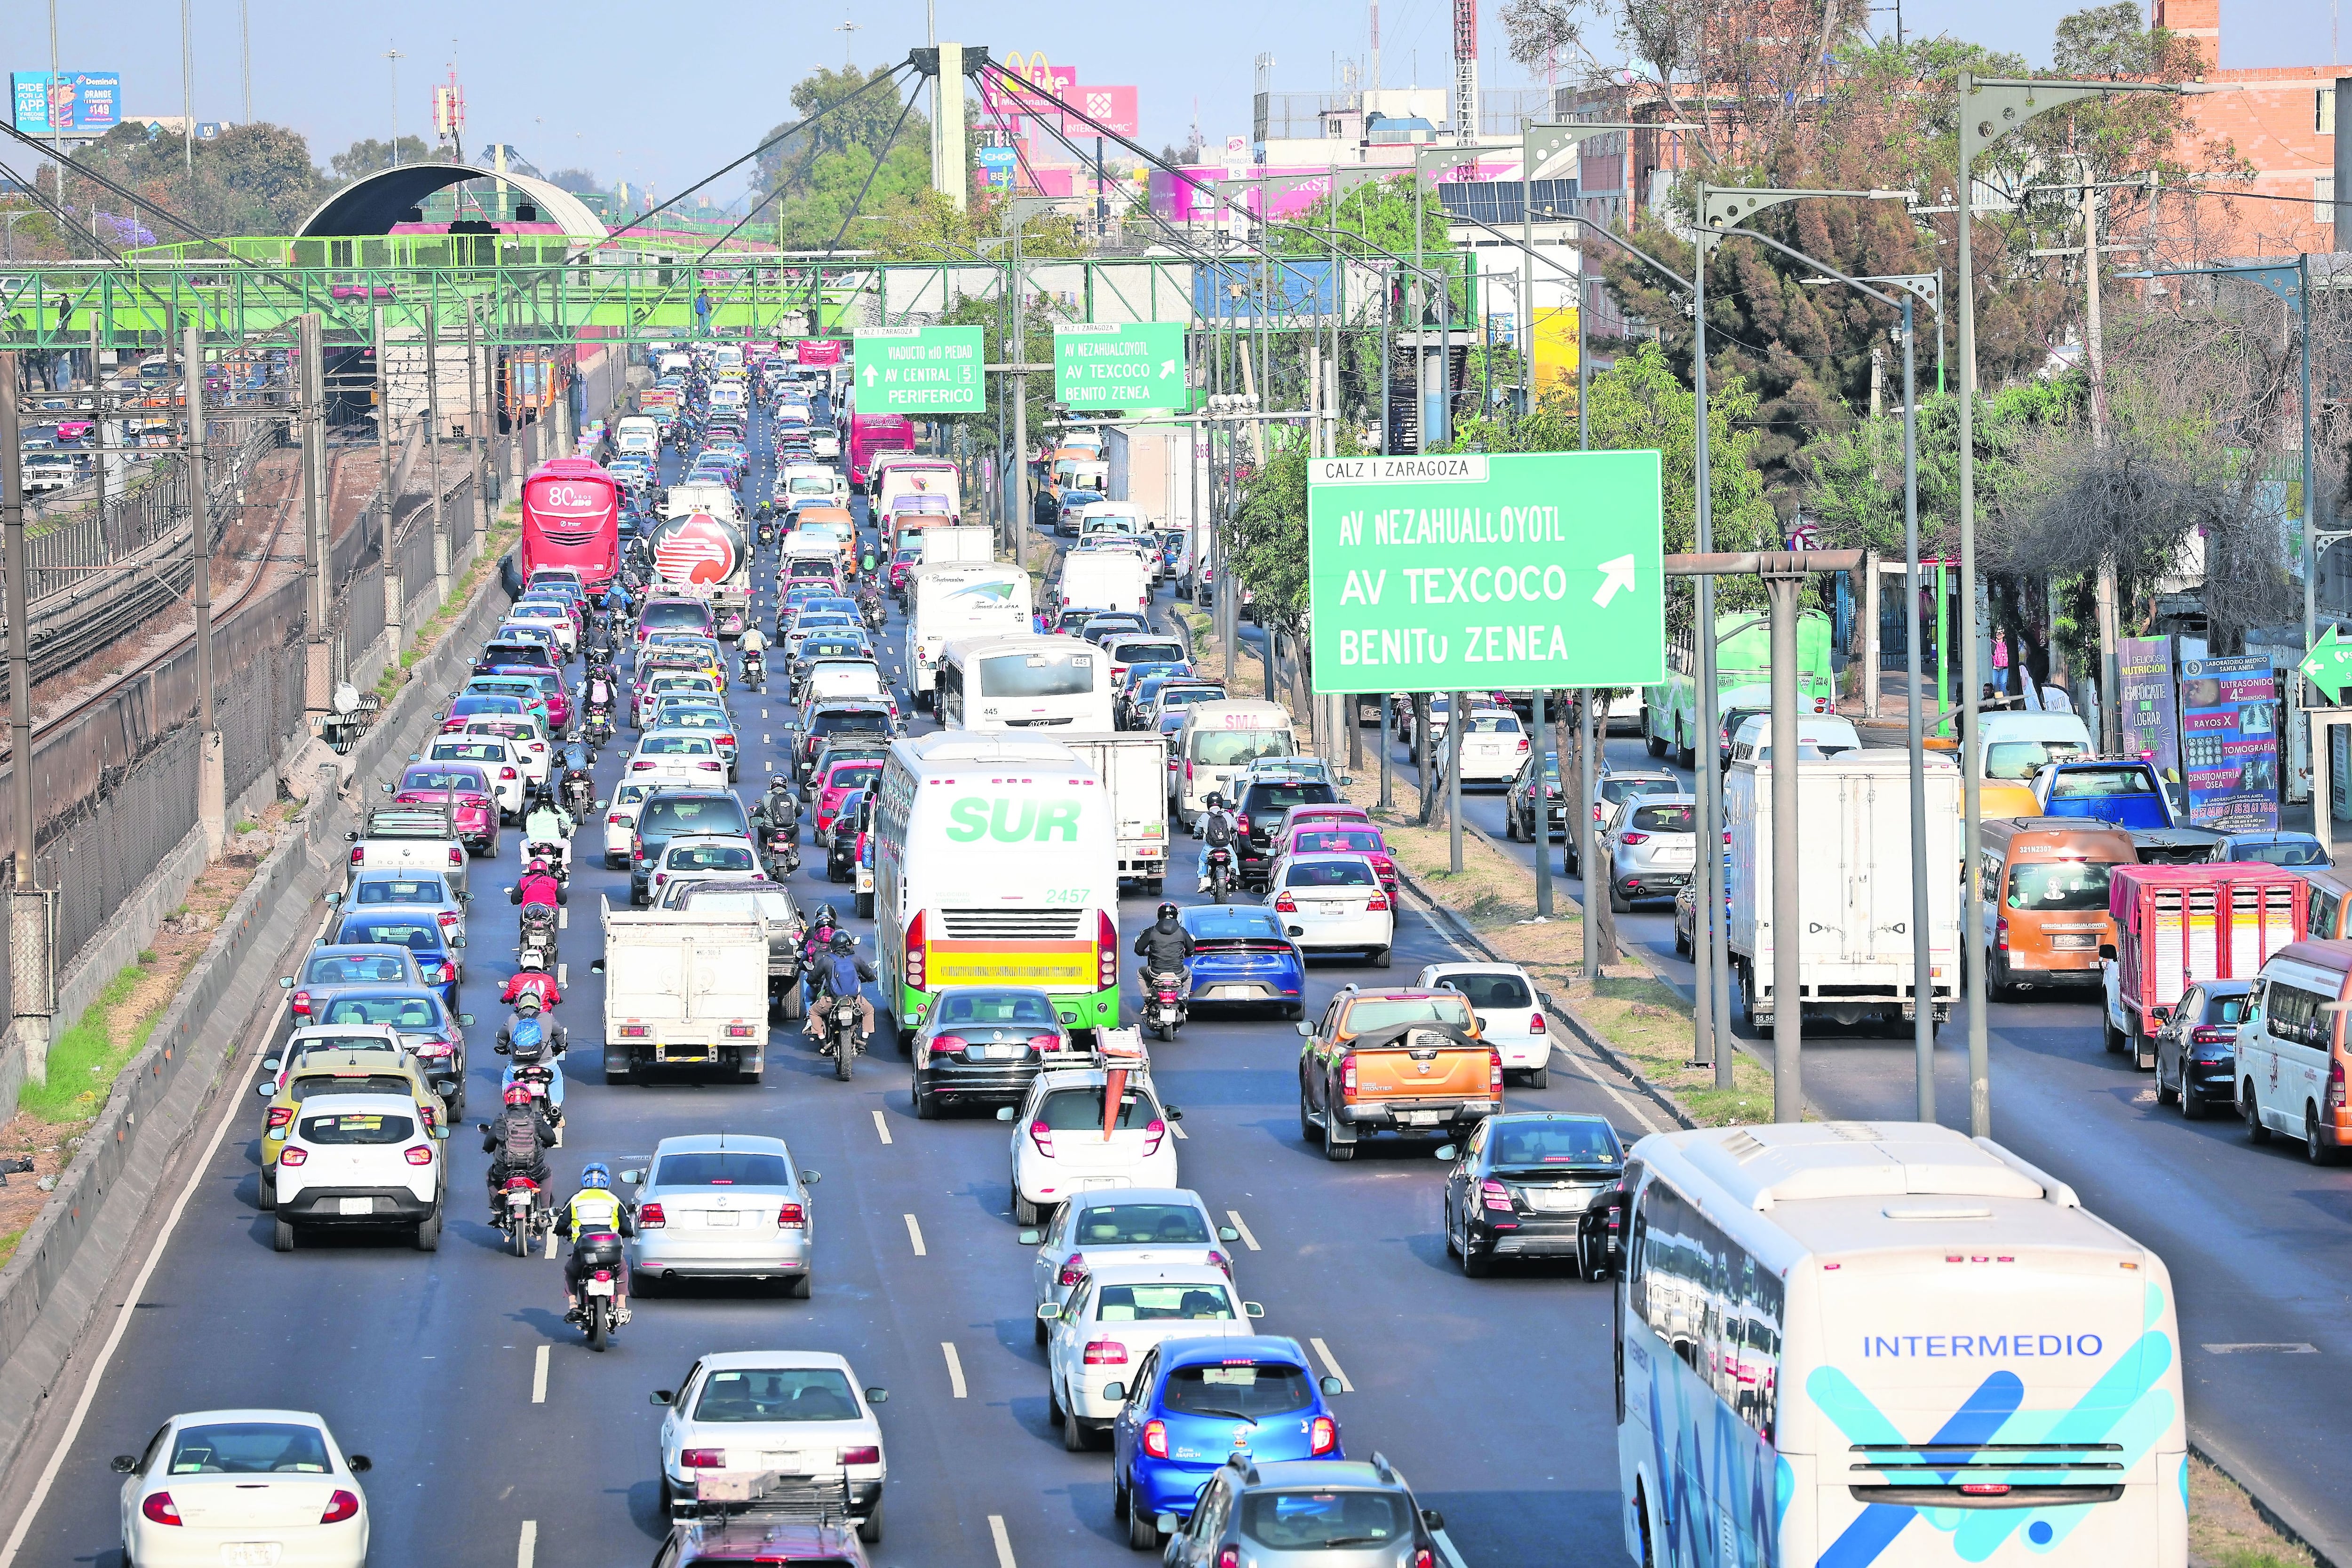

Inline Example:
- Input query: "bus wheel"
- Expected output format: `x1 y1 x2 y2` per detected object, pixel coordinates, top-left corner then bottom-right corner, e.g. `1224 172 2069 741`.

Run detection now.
1633 1485 1657 1568
2244 1085 2271 1144
1645 718 1667 759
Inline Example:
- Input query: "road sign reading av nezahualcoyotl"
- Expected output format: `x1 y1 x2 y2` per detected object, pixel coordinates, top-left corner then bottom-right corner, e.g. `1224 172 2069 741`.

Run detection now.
1054 323 1188 410
1307 450 1666 694
851 325 985 413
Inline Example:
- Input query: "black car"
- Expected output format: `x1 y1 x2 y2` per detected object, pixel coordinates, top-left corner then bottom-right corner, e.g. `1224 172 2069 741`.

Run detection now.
1504 749 1567 843
1438 1111 1625 1278
909 986 1078 1118
1235 777 1340 887
2154 979 2251 1119
629 789 752 905
793 701 896 781
826 788 873 882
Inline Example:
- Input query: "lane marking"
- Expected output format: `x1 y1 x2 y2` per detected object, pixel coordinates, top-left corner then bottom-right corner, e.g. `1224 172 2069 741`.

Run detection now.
1226 1210 1261 1252
557 906 568 930
1432 1527 1470 1568
1309 1337 1353 1393
517 1519 538 1568
544 1226 558 1260
871 1109 891 1144
532 1344 549 1403
904 1213 927 1256
1553 1036 1665 1138
989 1515 1017 1568
556 962 568 987
942 1340 968 1398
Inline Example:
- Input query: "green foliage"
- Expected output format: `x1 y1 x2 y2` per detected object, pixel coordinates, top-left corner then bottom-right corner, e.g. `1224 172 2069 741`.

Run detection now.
17 960 155 1125
326 136 433 182
62 121 327 240
543 167 603 196
753 65 931 250
1275 174 1467 319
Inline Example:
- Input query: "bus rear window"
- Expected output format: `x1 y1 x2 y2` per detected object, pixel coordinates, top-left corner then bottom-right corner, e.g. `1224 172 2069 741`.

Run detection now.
981 653 1094 698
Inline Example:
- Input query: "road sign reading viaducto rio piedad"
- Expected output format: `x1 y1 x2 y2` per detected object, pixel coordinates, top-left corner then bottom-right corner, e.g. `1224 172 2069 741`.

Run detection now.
850 325 985 413
1307 451 1666 694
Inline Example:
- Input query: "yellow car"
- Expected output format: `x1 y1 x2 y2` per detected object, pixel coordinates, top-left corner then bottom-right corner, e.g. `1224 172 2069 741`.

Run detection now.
257 1027 448 1210
640 631 728 691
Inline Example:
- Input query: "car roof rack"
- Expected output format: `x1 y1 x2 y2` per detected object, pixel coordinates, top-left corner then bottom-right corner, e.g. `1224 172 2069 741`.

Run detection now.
683 1469 856 1533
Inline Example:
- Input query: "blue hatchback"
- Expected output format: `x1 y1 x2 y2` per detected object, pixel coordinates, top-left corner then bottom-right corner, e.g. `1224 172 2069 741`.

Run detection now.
1180 905 1306 1019
1109 1335 1345 1551
332 909 463 1012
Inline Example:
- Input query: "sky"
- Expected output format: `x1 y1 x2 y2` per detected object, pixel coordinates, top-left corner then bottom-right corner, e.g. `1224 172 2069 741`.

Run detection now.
0 0 2329 211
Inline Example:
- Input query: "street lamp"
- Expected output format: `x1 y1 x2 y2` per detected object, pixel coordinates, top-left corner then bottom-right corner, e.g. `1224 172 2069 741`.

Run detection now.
1406 143 1482 450
385 50 405 168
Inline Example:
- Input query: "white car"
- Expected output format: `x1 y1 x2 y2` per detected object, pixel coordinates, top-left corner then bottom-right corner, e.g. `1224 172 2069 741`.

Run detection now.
1267 852 1394 965
604 780 659 868
1025 1187 1242 1335
628 729 730 786
426 733 527 821
622 1132 819 1294
1416 961 1553 1086
647 833 766 902
115 1409 372 1568
461 716 551 791
1000 1066 1183 1226
653 1351 887 1539
1433 706 1531 787
23 452 77 494
1044 1262 1263 1448
270 1092 445 1252
505 598 579 655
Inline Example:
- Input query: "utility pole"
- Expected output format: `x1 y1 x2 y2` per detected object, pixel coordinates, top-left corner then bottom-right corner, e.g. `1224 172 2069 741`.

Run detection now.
180 0 195 174
425 298 449 602
299 311 332 716
0 354 52 1083
2081 174 2120 750
463 299 487 520
386 50 405 166
186 321 224 858
374 304 402 659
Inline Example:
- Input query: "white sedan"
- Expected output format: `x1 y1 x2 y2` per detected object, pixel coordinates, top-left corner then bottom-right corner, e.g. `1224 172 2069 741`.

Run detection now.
604 780 658 868
1044 1262 1263 1449
653 1351 888 1541
461 716 551 792
1434 707 1533 787
1416 960 1554 1086
1023 1187 1240 1332
627 729 731 787
1267 851 1394 966
999 1066 1183 1227
115 1408 371 1568
426 733 527 820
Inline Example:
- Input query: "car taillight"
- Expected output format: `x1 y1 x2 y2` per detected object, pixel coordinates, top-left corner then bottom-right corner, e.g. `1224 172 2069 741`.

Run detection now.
438 911 459 930
680 1449 723 1469
1058 1252 1088 1288
1310 1414 1337 1455
906 910 927 990
1029 1120 1055 1157
1098 909 1118 987
1208 1249 1232 1278
291 990 311 1017
278 1147 308 1167
841 1445 881 1465
1273 892 1298 913
1030 1032 1062 1051
267 1106 293 1130
609 814 626 825
502 768 518 779
1340 1053 1357 1095
1235 812 1250 834
1995 917 2010 954
1220 1547 1242 1568
1142 1419 1169 1459
320 1489 361 1524
141 1492 183 1525
638 1202 666 1228
1141 1119 1167 1155
1490 1050 1504 1093
929 1032 969 1056
404 1144 434 1166
1620 831 1650 845
1412 1550 1435 1568
448 847 464 866
1366 893 1390 911
1481 1177 1515 1211
779 1202 807 1227
348 847 364 866
1083 1338 1128 1365
2190 1027 2233 1046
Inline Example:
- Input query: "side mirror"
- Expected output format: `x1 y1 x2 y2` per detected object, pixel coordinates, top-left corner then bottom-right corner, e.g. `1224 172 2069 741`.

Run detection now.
278 976 294 989
1422 1509 1446 1532
344 831 359 842
323 892 341 907
1036 1301 1061 1321
1217 1226 1240 1243
864 1387 889 1405
1434 1144 1459 1161
255 1080 276 1098
494 1042 509 1055
110 1455 139 1474
475 1122 491 1134
1154 1513 1179 1535
590 959 607 974
1243 1301 1266 1319
460 1014 476 1026
347 1456 372 1473
620 1169 642 1185
1100 1381 1128 1404
1319 1376 1344 1396
996 1106 1016 1122
378 782 394 795
449 936 467 950
1164 1107 1183 1121
649 1390 673 1407
594 800 608 811
262 1057 281 1072
1296 1021 1312 1036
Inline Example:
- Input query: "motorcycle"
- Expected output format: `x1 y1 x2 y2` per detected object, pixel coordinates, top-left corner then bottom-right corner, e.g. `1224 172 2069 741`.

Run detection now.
859 593 886 632
1144 968 1188 1042
824 995 863 1082
497 1174 549 1259
560 771 594 819
503 1059 563 1143
764 827 801 878
743 650 765 692
757 520 778 548
583 705 614 745
518 903 558 971
580 1259 623 1351
524 839 572 880
1204 845 1237 903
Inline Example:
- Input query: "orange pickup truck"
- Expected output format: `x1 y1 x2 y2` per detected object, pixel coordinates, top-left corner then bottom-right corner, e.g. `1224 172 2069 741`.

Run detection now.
1297 987 1503 1162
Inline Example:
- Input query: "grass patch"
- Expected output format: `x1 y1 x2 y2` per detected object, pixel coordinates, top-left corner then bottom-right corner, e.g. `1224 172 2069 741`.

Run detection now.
2188 1455 2313 1568
0 1225 22 1270
16 960 160 1125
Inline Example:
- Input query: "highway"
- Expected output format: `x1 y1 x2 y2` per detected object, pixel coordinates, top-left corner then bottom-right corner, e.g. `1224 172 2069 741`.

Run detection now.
5 403 1668 1568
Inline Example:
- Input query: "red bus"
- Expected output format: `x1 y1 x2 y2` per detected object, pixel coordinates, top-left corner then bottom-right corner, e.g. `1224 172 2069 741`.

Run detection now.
848 412 915 492
519 458 621 589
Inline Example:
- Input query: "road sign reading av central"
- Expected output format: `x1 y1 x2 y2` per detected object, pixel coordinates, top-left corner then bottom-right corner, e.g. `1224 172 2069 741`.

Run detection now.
851 325 985 412
1054 323 1188 410
1307 450 1666 694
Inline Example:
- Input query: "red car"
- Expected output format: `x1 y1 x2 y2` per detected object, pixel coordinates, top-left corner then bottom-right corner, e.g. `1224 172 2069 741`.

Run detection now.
813 756 884 839
394 765 500 856
1280 821 1398 899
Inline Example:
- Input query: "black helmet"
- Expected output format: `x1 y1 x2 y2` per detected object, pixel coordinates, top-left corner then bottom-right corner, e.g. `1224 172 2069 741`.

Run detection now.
1156 902 1180 922
767 774 790 792
814 902 839 927
829 929 856 953
1205 792 1227 810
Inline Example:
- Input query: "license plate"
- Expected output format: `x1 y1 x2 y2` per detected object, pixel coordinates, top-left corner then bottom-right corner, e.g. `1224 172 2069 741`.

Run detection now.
1526 1188 1590 1213
338 1197 374 1216
1213 985 1258 1000
1398 1110 1444 1126
2049 933 2098 950
1079 1177 1128 1190
705 1211 739 1227
221 1546 282 1567
587 1278 615 1296
987 1043 1025 1060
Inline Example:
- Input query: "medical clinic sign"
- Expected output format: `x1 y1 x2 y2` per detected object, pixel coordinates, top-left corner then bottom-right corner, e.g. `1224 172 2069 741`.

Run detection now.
1306 451 1665 694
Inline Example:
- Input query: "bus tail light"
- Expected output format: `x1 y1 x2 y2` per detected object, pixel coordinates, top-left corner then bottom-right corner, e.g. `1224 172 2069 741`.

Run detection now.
905 911 927 990
1097 910 1118 987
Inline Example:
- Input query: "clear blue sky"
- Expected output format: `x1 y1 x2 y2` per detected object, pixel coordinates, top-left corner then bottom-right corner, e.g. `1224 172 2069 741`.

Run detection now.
0 0 2327 208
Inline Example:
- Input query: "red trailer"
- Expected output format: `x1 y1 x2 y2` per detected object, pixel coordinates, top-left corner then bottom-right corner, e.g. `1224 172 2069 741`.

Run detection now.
519 458 620 590
2104 862 2307 1066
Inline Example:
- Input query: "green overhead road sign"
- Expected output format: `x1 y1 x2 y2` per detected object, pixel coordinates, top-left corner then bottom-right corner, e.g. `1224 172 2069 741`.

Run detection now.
1307 451 1666 694
851 325 985 412
2304 626 2352 702
1054 323 1189 410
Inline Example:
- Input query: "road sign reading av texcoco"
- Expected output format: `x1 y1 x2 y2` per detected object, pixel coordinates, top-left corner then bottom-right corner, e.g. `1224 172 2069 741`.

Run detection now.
1307 450 1666 694
850 325 985 413
1054 323 1188 410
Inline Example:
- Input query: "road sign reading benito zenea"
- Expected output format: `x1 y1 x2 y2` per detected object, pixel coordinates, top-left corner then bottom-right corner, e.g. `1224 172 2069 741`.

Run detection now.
1307 450 1666 694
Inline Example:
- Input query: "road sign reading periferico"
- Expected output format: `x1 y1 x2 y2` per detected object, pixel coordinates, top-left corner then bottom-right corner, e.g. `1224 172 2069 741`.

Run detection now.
1054 323 1188 410
1307 450 1666 694
851 325 985 412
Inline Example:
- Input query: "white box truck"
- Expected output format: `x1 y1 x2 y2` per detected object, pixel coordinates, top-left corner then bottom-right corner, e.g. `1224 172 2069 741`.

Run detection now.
1104 424 1200 531
917 525 996 566
1057 732 1173 891
1725 752 1962 1032
1055 550 1152 616
596 899 774 1084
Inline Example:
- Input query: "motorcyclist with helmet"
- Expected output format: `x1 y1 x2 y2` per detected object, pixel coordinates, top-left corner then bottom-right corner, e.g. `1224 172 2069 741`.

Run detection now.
512 857 567 911
803 928 876 1054
561 1162 634 1327
500 957 563 1012
1195 792 1240 893
524 800 576 862
1133 900 1196 999
482 1082 556 1223
738 623 770 690
752 774 801 843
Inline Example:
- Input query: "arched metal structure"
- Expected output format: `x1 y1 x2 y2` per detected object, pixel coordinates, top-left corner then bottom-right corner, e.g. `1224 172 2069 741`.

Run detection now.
297 163 607 247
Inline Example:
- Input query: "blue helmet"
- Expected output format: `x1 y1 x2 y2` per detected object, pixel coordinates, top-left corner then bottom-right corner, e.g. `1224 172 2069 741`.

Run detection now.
579 1162 612 1190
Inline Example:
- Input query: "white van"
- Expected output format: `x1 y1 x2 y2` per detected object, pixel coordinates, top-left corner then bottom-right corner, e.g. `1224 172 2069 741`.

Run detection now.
614 416 660 458
938 634 1114 732
804 659 890 705
2237 938 2352 1158
1074 501 1149 538
708 381 746 415
1173 699 1299 828
1726 714 1865 763
1055 550 1151 617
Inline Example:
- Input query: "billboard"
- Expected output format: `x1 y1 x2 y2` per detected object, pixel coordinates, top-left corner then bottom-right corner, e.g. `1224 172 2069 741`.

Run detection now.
1067 85 1139 137
975 145 1017 191
2178 654 2280 832
11 71 120 136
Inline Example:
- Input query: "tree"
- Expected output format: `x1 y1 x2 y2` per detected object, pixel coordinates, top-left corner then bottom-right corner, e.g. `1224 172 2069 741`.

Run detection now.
543 167 603 195
752 65 931 248
326 135 432 182
61 120 326 242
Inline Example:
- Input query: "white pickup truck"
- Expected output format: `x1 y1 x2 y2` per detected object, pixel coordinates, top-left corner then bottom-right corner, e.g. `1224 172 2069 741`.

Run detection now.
594 898 774 1084
1056 732 1173 894
345 806 467 896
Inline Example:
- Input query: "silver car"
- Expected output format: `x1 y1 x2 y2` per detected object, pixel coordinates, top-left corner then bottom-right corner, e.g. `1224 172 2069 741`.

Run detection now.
1564 769 1681 875
1603 792 1697 912
621 1133 821 1297
1160 1455 1446 1568
1021 1187 1241 1335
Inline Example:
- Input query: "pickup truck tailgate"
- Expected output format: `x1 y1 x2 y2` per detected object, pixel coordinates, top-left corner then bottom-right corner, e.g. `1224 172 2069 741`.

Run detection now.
1352 1040 1496 1103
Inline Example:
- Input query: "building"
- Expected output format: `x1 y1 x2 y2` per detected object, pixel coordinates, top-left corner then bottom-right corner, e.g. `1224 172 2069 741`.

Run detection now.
2152 0 2345 256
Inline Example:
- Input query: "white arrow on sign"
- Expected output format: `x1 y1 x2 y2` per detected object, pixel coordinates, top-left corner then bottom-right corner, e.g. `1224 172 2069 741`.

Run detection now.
1593 554 1637 608
863 364 879 386
1159 358 1177 379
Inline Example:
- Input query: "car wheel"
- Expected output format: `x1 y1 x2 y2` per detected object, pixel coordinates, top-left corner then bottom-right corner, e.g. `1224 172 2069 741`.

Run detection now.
1460 1228 1491 1278
415 1209 441 1251
1609 883 1632 914
1443 1195 1462 1257
2103 1014 2126 1054
2307 1104 2335 1164
1063 1400 1090 1452
857 1497 882 1544
914 1085 936 1120
1528 1065 1550 1089
2245 1084 2272 1144
1564 845 1579 877
1645 724 1667 760
1321 1117 1354 1162
1128 1505 1162 1551
272 1218 295 1253
1674 922 1690 957
2155 1061 2179 1106
786 1270 813 1300
1284 1003 1304 1021
258 1168 276 1212
1504 810 1522 842
1014 1183 1043 1227
1299 1097 1319 1145
1112 1470 1132 1522
1037 1311 1052 1348
2181 1085 2204 1120
1369 946 1391 969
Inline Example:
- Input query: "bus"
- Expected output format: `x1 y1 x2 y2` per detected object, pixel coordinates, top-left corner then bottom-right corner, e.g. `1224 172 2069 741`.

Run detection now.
872 733 1121 1041
908 564 1034 704
519 458 620 590
937 634 1115 732
1616 1121 2185 1568
849 411 915 491
1643 608 1836 769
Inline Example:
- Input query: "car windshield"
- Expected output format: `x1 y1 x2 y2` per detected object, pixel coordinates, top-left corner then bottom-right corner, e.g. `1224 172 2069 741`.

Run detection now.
1194 731 1293 767
354 879 444 906
2049 767 2157 799
402 769 485 793
1599 777 1675 807
1163 1362 1313 1418
1285 860 1375 888
654 1150 792 1187
1343 996 1475 1032
1985 739 2090 780
1245 783 1336 814
435 742 506 763
1463 713 1521 734
1072 1204 1211 1246
1241 1490 1413 1550
296 1109 416 1142
2006 859 2117 911
1627 804 1695 833
167 1422 333 1476
692 1367 861 1422
2233 839 2327 867
933 992 1057 1027
667 842 755 871
642 602 710 631
1488 1119 1621 1169
641 799 749 840
1445 973 1533 1010
824 764 881 792
342 922 442 952
288 1073 413 1102
665 712 728 732
1293 830 1383 855
304 954 409 984
1113 641 1185 665
321 996 440 1029
812 712 890 736
1036 1086 1160 1131
1093 1283 1234 1322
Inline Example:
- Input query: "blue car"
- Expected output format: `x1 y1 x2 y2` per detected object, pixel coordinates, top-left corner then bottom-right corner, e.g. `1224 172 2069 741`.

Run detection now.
331 908 464 1011
1180 905 1306 1019
1109 1335 1345 1551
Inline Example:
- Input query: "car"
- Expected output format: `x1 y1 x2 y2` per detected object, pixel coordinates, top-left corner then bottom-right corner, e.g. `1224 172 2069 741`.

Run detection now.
604 779 659 868
1143 681 1229 732
622 1132 821 1296
1108 1336 1346 1551
1265 852 1393 964
1234 777 1341 887
270 1092 445 1251
1417 961 1551 1084
792 700 896 781
335 870 469 946
631 789 753 904
329 909 463 1009
651 1351 887 1539
307 987 473 1107
113 1409 373 1568
2216 830 2332 868
811 754 884 842
1023 1187 1241 1328
1000 1064 1184 1227
1602 792 1697 912
1430 707 1533 789
2153 978 2252 1118
629 729 732 787
254 1033 448 1204
826 788 874 885
505 598 579 653
647 704 740 778
390 763 499 855
1046 1263 1266 1450
648 832 766 900
909 985 1083 1119
786 612 861 660
1504 747 1568 843
279 944 426 1028
1276 821 1397 901
461 715 553 792
1436 1110 1624 1276
423 732 528 820
1180 904 1307 1017
1162 1454 1447 1568
631 671 723 728
1563 770 1678 875
1242 755 1335 791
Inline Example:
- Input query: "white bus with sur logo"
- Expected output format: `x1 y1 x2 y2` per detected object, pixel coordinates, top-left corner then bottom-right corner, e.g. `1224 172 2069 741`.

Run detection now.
1615 1121 2185 1568
873 733 1121 1044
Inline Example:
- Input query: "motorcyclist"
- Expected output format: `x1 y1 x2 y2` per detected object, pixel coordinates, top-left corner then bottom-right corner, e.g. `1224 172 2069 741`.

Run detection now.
1195 793 1240 893
500 1012 567 1113
524 802 575 865
512 856 567 911
799 902 842 1014
738 625 769 684
1132 901 1196 994
582 669 617 728
561 1162 632 1326
804 929 877 1054
482 1082 556 1222
497 987 571 1060
500 960 563 1012
752 776 801 842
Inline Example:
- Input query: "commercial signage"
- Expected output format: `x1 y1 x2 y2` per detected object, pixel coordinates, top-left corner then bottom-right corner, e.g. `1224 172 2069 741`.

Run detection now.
1306 450 1665 694
2115 635 2180 788
975 145 1017 191
851 326 985 413
10 70 120 136
2178 654 2279 831
1054 324 1187 411
795 338 843 366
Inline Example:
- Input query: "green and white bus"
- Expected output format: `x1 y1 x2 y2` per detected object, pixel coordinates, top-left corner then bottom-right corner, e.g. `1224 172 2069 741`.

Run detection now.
1643 608 1837 769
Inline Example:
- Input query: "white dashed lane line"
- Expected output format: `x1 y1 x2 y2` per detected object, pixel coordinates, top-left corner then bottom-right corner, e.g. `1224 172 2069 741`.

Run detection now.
1225 1210 1261 1252
989 1515 1017 1567
872 1109 892 1144
516 1519 538 1568
904 1213 927 1256
531 1345 549 1403
942 1341 968 1398
1309 1337 1354 1392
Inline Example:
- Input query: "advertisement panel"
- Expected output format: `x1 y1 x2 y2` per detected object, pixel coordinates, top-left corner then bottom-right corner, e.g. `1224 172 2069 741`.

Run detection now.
10 71 119 136
1067 85 1139 137
2178 654 2279 831
2115 636 2180 788
795 339 844 366
975 146 1017 191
